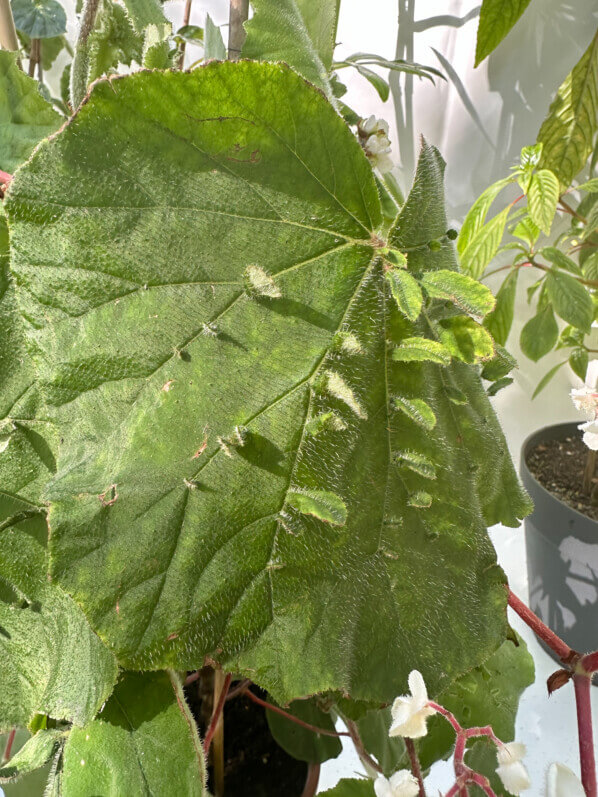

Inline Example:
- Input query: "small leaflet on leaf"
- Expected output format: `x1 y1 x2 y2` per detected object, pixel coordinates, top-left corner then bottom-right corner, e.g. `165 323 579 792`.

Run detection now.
287 489 347 526
321 371 367 419
306 411 347 436
420 270 495 317
244 264 282 298
385 268 423 321
407 491 432 508
393 396 436 431
394 450 437 479
333 331 363 355
439 316 495 363
392 337 452 365
382 248 407 268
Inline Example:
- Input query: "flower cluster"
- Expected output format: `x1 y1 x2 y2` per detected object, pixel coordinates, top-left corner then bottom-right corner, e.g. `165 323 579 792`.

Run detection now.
358 115 394 173
571 360 598 449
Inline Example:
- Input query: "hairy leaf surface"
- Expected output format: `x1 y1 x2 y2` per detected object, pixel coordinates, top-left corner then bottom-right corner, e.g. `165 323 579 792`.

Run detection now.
7 63 529 704
242 0 338 95
0 51 60 173
61 672 206 796
0 209 117 731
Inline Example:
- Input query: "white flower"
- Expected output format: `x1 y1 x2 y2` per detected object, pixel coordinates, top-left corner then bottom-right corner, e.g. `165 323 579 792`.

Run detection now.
571 360 598 413
389 670 436 738
496 742 531 795
374 770 419 797
579 419 598 450
358 116 394 173
546 763 585 796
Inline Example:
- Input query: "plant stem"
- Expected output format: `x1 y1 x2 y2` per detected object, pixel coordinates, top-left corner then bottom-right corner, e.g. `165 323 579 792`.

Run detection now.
559 198 586 223
583 450 597 496
573 674 597 797
0 0 20 62
225 678 251 700
344 718 384 775
243 688 351 739
405 738 426 796
202 671 232 754
227 0 248 61
28 38 40 78
301 763 321 797
177 0 193 69
507 588 573 662
70 0 101 109
1 728 15 763
211 669 228 797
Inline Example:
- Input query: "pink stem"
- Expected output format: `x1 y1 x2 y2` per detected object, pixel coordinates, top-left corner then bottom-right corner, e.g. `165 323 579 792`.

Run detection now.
581 651 598 673
2 728 16 763
428 702 462 735
574 674 597 797
508 589 573 661
202 672 232 754
243 689 351 740
0 170 12 187
405 738 426 796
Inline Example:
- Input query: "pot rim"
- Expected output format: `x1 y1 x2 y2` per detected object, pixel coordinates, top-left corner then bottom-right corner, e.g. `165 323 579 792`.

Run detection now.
521 420 598 528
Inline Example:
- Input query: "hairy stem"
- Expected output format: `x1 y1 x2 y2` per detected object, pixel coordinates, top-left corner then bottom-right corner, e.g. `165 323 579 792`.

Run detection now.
301 763 321 797
573 674 597 797
202 671 232 754
177 0 193 69
243 688 350 739
1 728 16 764
507 588 573 661
211 669 228 797
70 0 101 109
344 718 383 775
227 0 248 61
28 39 39 78
405 738 426 796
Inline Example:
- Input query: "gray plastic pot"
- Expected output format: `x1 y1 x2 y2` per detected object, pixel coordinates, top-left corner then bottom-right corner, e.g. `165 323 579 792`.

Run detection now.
521 421 598 662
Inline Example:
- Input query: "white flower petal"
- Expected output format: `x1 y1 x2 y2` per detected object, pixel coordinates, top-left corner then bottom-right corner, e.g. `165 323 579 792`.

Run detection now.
375 152 394 173
408 670 428 705
579 420 598 450
496 760 531 794
389 769 420 797
374 775 393 797
497 742 527 765
361 115 378 134
546 763 585 797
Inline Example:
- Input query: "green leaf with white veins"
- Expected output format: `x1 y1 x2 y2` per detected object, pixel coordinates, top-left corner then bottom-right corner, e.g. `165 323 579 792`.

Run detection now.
527 169 559 235
537 32 598 189
61 672 206 796
0 51 61 173
242 0 339 96
7 65 529 705
546 269 593 332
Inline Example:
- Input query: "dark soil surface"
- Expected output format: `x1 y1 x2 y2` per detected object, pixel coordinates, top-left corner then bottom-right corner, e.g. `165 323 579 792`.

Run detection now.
185 678 307 796
526 434 598 521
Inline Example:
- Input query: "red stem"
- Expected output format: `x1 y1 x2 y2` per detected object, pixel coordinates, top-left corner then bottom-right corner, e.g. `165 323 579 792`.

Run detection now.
574 674 597 797
582 651 598 673
405 738 426 796
508 589 572 661
2 728 16 763
301 762 321 797
243 688 351 740
202 672 232 754
344 718 384 775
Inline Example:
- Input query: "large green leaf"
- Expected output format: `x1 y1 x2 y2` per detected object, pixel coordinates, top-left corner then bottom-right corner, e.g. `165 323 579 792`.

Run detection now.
537 32 598 189
474 0 533 67
0 209 117 731
483 269 518 346
7 63 529 706
546 269 593 332
242 0 339 95
320 780 375 797
61 672 206 796
11 0 66 39
0 51 60 173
